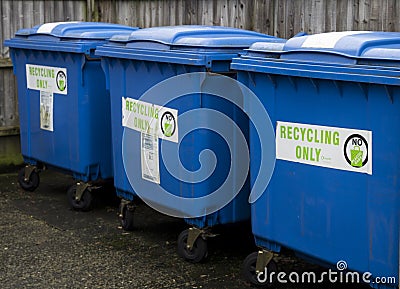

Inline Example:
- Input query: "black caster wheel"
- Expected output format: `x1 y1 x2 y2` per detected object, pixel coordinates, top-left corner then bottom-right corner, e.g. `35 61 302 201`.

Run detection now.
243 252 278 288
18 166 40 192
67 184 92 211
177 229 208 263
120 203 135 231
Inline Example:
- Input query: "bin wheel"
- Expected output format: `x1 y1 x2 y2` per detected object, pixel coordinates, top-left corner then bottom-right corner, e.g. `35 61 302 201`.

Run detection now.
18 167 40 192
243 252 277 288
177 229 208 263
120 204 135 231
67 184 92 211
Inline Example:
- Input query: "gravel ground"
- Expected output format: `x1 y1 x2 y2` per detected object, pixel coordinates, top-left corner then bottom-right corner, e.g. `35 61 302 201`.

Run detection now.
0 169 370 289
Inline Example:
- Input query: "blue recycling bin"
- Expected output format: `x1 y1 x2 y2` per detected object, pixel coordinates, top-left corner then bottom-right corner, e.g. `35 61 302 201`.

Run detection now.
231 32 400 287
4 22 137 210
96 25 285 262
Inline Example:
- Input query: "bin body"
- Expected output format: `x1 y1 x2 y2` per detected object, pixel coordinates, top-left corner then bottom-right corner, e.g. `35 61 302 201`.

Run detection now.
5 22 137 181
96 26 284 227
232 32 400 286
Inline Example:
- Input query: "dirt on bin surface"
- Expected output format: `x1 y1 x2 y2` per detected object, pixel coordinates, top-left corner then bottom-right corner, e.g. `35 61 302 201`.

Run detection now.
0 169 370 289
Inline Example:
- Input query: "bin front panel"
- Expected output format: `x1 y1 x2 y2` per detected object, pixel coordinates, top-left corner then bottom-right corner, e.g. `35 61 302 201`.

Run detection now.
12 48 113 181
98 26 285 226
105 57 250 226
4 22 137 181
234 31 400 285
247 73 399 283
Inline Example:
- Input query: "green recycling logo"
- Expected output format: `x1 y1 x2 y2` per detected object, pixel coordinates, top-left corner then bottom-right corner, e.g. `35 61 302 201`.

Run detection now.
160 111 176 138
56 71 67 92
344 134 368 168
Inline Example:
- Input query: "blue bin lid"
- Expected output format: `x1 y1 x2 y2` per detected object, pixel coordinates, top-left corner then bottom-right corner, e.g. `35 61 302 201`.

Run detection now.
96 25 283 67
5 22 138 54
282 31 400 63
16 21 137 40
231 31 400 86
243 41 287 58
109 25 278 49
242 31 400 63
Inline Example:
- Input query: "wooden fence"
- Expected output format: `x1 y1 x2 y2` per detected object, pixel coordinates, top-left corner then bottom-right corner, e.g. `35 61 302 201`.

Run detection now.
1 0 399 133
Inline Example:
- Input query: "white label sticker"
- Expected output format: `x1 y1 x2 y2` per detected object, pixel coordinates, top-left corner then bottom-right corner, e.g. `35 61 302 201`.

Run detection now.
276 121 372 174
301 31 372 49
40 91 53 131
36 21 80 34
26 64 67 95
141 133 160 184
122 97 178 143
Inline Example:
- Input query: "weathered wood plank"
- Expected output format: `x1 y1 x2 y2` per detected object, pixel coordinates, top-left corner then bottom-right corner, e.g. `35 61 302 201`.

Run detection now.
115 0 130 25
0 66 18 128
3 68 17 127
325 0 337 32
0 68 6 127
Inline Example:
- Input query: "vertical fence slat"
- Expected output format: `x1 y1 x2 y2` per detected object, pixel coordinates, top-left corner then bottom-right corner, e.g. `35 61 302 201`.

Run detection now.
285 0 294 37
325 0 336 32
3 67 17 128
0 67 5 127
